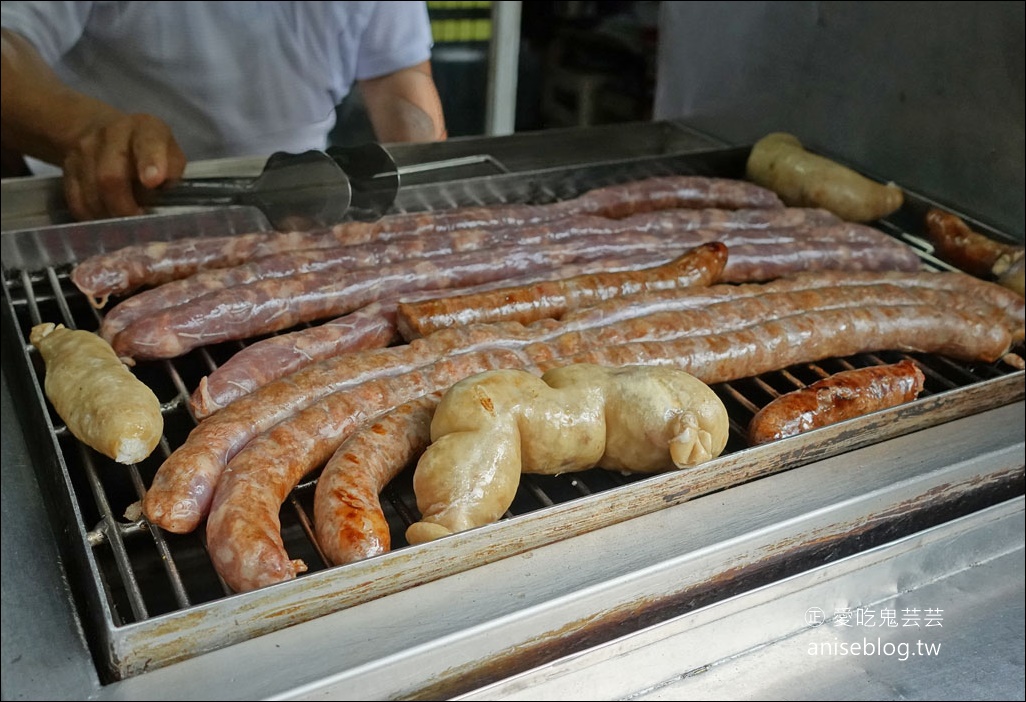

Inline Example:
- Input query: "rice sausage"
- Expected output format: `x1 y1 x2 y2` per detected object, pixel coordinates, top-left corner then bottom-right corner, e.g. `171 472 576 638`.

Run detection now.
205 299 1012 591
30 323 162 464
746 360 926 445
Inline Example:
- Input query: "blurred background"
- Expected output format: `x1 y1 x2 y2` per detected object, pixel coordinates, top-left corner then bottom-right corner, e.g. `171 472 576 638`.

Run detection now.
332 1 661 144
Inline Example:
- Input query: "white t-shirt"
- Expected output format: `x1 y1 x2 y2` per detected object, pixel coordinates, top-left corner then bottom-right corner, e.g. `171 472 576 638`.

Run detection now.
1 1 433 169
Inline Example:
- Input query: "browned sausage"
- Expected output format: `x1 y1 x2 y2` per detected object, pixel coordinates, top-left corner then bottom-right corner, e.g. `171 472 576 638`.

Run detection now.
395 242 729 339
746 360 926 445
313 393 440 567
559 269 1025 340
925 208 1024 278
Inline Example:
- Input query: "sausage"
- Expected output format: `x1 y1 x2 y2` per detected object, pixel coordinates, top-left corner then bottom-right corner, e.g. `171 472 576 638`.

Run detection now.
746 360 927 445
407 365 727 544
559 269 1026 339
112 223 920 361
189 254 660 418
555 175 785 217
29 323 162 464
205 347 537 593
204 298 1013 591
143 321 560 534
541 285 968 357
745 132 904 222
395 242 729 339
314 393 440 567
924 208 1024 280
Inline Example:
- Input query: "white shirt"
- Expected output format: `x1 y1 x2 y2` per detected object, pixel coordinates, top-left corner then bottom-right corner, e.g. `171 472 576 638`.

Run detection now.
1 1 433 167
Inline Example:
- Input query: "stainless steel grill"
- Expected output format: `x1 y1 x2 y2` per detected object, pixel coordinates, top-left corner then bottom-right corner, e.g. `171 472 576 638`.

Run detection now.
2 144 1023 688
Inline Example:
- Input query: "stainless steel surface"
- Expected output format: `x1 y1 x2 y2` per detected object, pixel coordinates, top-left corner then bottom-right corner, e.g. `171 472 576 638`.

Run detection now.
2 125 1024 700
457 496 1026 701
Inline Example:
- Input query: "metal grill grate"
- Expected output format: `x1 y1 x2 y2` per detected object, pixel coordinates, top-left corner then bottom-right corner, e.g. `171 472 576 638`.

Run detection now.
2 149 1022 682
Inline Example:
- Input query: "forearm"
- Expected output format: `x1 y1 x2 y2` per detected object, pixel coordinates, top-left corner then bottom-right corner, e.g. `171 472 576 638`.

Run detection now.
0 28 124 166
358 60 447 143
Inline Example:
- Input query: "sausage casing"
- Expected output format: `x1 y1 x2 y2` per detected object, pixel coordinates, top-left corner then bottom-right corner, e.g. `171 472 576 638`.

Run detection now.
746 360 926 445
30 323 163 464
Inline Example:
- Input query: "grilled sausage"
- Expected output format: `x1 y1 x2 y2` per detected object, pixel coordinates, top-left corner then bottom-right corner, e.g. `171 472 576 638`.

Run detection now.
203 299 1013 591
30 323 162 464
559 269 1026 336
142 268 1017 533
395 242 729 339
924 208 1024 280
746 360 927 445
206 348 537 593
314 393 440 567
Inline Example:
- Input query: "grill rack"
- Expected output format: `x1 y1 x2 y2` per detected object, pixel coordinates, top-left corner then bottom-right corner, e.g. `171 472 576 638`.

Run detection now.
2 147 1023 682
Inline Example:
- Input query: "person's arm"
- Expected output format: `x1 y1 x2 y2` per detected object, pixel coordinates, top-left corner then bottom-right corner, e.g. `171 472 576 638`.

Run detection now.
356 60 447 143
1 28 185 220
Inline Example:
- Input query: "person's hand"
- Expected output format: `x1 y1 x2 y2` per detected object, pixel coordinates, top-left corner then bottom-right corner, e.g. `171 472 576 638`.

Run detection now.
61 113 187 221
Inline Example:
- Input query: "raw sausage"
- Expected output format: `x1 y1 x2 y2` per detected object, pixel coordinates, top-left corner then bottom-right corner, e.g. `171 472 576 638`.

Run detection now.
71 175 786 304
97 208 837 342
746 360 926 445
314 393 440 567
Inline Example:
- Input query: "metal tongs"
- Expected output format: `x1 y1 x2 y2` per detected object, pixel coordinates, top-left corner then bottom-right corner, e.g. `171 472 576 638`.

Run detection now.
141 143 401 231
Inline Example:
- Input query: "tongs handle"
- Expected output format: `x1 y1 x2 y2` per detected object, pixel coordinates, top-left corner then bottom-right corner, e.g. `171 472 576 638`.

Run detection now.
144 177 255 206
140 150 353 231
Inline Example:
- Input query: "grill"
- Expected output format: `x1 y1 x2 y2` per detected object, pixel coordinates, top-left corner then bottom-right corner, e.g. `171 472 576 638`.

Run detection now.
2 137 1023 696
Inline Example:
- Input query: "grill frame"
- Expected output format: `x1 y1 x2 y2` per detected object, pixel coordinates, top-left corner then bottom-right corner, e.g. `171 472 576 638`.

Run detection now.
1 145 1023 683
